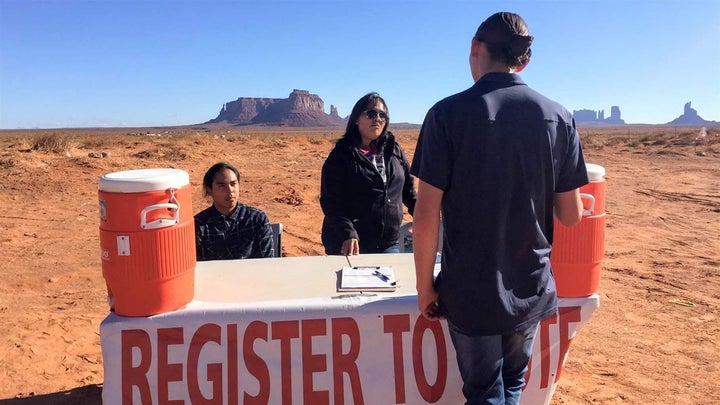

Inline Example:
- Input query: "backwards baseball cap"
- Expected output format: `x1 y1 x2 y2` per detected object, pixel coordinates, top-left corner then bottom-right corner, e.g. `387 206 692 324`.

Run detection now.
474 12 533 59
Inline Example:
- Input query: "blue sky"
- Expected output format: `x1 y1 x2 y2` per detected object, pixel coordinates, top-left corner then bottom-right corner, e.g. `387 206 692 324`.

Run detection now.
1 0 718 129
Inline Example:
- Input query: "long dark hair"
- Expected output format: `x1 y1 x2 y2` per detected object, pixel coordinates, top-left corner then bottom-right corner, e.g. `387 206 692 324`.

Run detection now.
202 161 240 197
341 92 390 146
474 12 533 68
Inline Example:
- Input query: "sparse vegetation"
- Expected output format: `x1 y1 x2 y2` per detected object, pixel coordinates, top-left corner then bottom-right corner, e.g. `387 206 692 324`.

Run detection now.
131 145 188 161
0 157 15 169
577 126 718 156
0 124 717 404
30 133 81 154
308 136 327 145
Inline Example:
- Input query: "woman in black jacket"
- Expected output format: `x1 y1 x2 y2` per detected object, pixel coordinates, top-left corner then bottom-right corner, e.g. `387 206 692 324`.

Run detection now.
320 92 417 255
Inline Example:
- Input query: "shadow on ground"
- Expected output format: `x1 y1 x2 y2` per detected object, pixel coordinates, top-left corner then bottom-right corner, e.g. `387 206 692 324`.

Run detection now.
0 385 101 405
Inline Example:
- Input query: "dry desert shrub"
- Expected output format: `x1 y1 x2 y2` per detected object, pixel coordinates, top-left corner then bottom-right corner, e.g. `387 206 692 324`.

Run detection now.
0 157 15 169
308 135 329 145
271 138 290 148
274 188 303 206
0 137 34 152
578 131 604 149
578 131 629 149
81 133 134 149
192 133 226 147
132 145 188 161
31 134 81 154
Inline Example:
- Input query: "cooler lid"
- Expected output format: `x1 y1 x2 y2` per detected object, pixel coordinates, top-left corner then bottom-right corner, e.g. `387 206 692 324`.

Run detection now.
99 168 190 193
586 163 606 181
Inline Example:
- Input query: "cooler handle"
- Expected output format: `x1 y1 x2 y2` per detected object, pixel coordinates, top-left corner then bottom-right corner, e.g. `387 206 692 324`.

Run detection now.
140 203 179 229
580 193 596 216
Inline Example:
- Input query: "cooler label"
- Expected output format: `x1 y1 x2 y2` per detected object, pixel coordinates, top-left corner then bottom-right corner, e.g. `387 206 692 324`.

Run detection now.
101 248 110 262
117 235 131 256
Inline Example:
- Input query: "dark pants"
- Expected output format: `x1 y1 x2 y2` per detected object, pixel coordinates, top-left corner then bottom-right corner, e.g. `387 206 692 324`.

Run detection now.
448 320 539 405
360 243 400 254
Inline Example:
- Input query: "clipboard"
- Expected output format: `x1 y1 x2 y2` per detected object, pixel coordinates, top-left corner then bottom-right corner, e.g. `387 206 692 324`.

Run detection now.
338 266 397 292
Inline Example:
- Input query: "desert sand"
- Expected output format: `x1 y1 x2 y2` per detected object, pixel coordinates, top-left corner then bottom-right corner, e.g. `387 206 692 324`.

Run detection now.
0 125 717 404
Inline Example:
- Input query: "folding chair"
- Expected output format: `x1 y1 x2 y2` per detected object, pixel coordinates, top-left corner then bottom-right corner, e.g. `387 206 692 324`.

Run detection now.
398 221 443 253
270 223 283 257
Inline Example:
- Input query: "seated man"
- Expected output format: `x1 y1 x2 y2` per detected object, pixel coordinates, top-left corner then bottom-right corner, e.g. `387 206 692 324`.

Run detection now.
195 162 274 260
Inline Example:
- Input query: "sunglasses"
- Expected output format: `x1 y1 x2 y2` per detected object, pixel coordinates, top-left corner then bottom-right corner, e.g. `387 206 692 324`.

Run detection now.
363 109 388 121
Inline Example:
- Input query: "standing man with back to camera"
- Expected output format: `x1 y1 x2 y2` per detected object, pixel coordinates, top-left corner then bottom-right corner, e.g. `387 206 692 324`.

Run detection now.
411 11 589 404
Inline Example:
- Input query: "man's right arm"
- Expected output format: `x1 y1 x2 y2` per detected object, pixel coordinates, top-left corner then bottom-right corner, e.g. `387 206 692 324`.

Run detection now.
554 189 583 227
413 180 444 320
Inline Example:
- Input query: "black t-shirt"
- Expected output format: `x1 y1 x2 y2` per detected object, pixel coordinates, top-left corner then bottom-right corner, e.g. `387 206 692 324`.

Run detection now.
411 72 589 335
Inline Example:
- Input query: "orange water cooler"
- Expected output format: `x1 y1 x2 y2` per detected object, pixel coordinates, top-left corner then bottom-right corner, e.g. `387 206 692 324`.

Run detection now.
99 168 196 316
551 163 606 298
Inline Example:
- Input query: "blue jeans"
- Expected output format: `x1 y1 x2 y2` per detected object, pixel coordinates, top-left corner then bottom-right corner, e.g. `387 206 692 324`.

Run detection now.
448 321 539 405
360 244 400 254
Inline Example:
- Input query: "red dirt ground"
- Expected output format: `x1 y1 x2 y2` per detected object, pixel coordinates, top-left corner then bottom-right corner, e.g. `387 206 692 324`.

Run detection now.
0 125 718 404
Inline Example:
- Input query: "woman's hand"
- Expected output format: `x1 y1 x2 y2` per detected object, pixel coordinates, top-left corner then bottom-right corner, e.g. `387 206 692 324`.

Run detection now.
341 238 360 256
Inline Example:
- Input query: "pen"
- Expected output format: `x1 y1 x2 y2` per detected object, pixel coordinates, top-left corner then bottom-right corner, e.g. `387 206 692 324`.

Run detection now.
373 270 389 282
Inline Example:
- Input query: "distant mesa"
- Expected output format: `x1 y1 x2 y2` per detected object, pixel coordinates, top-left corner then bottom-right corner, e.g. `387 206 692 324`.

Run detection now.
574 102 717 126
666 102 717 125
573 106 625 125
206 89 347 127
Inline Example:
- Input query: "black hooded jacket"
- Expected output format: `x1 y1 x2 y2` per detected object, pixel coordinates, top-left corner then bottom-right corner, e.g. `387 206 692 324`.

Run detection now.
320 132 416 254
